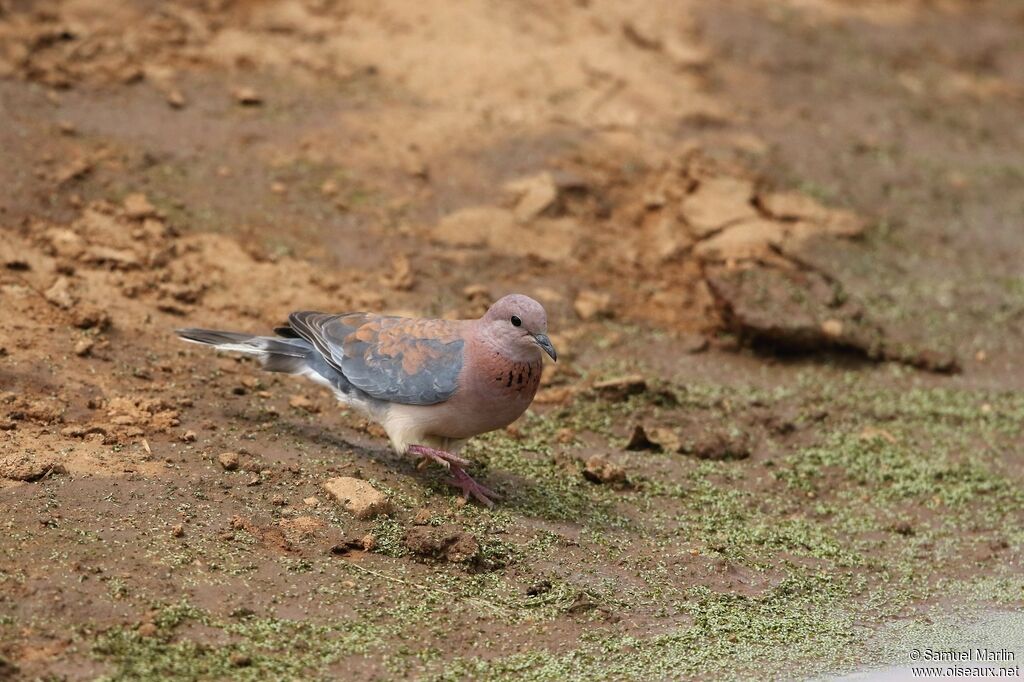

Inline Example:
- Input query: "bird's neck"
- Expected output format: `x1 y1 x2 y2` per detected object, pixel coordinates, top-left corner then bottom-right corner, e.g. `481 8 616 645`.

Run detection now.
465 327 543 402
473 323 542 365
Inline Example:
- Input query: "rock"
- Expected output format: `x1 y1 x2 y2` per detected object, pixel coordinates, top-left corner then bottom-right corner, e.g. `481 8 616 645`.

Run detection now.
649 427 682 453
218 452 240 471
682 176 758 238
137 622 158 638
821 319 844 339
279 516 324 538
232 86 263 106
706 266 876 352
890 521 915 537
900 348 960 374
329 537 369 556
122 193 157 220
820 210 866 238
706 264 958 373
625 424 680 452
433 206 513 248
320 179 339 196
74 338 94 357
181 430 197 443
582 455 627 485
574 290 612 320
83 245 140 269
692 219 787 262
758 191 865 238
0 454 67 481
625 424 659 451
432 206 577 262
404 524 479 563
166 89 187 109
684 431 751 461
230 653 252 667
643 214 692 263
23 399 64 423
592 375 647 401
303 496 319 507
516 217 578 263
0 237 30 270
72 306 111 330
758 191 831 222
323 477 393 519
53 156 94 186
505 172 558 222
171 524 184 538
44 276 75 309
288 394 319 413
45 228 86 259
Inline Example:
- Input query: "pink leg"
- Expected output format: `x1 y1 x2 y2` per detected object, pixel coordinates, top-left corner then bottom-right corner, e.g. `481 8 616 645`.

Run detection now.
447 465 500 508
407 444 470 468
406 444 499 507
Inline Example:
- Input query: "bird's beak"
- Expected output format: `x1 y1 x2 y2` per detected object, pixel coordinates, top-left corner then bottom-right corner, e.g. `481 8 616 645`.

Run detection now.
532 333 558 362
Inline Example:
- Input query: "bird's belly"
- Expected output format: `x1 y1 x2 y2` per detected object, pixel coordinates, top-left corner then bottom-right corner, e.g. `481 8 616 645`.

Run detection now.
383 385 536 449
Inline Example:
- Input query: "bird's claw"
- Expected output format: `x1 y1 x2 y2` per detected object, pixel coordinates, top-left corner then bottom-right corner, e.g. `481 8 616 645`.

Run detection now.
407 444 470 468
447 466 500 508
408 444 498 507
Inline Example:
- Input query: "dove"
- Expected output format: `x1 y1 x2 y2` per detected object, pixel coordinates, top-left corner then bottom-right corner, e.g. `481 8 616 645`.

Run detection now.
176 294 557 506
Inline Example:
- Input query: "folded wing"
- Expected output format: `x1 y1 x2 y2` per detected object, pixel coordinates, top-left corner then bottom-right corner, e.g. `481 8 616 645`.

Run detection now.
286 312 465 405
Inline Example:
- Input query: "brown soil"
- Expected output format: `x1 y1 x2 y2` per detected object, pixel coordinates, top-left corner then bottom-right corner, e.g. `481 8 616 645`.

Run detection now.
2 1 1023 680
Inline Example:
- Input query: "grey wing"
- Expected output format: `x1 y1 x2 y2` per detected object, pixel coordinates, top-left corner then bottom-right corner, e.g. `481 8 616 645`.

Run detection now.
286 311 465 406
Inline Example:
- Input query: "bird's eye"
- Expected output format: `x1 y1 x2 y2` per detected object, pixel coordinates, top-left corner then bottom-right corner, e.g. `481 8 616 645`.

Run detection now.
510 315 522 327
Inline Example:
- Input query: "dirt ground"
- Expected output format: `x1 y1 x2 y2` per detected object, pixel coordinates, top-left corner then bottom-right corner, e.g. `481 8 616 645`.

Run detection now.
1 0 1023 680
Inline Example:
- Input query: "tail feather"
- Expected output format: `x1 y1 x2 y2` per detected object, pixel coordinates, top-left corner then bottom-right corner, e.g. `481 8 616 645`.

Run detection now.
175 327 312 374
176 326 375 416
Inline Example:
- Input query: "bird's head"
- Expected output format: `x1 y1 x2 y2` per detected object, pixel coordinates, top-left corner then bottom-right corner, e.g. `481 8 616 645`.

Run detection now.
481 294 557 361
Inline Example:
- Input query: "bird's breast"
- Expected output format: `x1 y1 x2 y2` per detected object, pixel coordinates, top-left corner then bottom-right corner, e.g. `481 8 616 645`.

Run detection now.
446 353 542 435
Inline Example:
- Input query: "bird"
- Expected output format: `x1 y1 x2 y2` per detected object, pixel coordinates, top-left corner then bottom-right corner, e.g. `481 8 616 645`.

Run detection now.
175 294 557 506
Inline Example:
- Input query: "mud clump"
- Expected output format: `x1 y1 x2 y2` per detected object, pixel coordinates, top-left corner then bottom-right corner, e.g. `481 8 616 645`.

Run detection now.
582 455 628 486
279 516 325 541
218 452 241 471
706 265 959 374
0 453 67 482
228 516 294 554
322 477 393 520
683 431 751 461
625 424 682 453
404 524 480 564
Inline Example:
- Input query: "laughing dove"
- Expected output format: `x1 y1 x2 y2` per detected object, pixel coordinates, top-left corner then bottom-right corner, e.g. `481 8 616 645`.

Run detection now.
176 294 557 506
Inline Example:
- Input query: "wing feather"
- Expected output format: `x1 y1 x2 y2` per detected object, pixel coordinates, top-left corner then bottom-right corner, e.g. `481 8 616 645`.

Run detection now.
286 311 465 405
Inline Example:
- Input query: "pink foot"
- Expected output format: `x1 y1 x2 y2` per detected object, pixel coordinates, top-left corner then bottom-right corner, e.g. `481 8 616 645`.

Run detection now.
447 465 500 508
407 444 470 468
406 444 499 507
